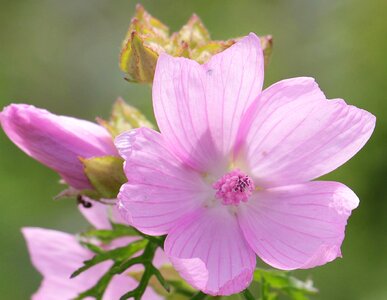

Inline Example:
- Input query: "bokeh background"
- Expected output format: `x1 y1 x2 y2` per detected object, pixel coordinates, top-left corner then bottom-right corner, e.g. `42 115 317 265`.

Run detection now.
0 0 386 299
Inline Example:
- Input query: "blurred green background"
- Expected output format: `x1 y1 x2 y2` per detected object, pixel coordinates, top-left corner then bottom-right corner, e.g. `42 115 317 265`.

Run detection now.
0 0 386 299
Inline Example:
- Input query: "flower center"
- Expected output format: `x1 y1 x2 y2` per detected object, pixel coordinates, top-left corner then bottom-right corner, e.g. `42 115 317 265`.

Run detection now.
212 169 255 206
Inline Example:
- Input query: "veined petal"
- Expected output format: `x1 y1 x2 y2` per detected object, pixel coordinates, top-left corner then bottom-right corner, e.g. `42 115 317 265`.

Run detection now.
238 77 375 187
153 33 264 173
115 128 208 236
164 207 256 296
237 181 359 270
0 104 117 189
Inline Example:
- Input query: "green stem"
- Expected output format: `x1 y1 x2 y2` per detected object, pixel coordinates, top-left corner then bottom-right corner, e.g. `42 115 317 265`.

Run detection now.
191 291 208 300
119 241 161 300
242 289 255 300
261 277 268 300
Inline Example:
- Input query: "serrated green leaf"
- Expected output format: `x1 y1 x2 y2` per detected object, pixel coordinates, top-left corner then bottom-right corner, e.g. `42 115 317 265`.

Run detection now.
81 155 126 199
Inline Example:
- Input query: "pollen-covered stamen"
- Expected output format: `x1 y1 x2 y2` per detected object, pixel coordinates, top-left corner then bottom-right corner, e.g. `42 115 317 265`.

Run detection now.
212 169 255 206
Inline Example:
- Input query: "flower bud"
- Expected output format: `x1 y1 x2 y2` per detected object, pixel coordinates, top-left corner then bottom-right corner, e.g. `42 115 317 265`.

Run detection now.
0 104 117 190
97 97 154 138
120 4 273 83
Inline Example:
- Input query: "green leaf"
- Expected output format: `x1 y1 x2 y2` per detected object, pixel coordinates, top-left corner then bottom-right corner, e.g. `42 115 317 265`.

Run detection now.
74 261 121 300
81 155 126 199
190 291 208 300
71 239 147 278
97 97 154 137
81 224 139 244
254 269 317 300
242 289 255 300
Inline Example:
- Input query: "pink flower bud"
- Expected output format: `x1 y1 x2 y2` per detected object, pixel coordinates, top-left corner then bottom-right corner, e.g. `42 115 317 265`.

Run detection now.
0 104 117 190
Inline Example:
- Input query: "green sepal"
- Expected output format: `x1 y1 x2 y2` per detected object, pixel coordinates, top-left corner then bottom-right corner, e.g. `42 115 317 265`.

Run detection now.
260 35 273 67
171 14 211 51
121 31 160 83
97 97 154 138
120 4 169 83
81 155 127 199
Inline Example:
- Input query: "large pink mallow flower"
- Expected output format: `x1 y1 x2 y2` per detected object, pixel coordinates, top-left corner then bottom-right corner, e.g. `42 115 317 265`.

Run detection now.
115 33 375 295
0 104 117 190
23 201 166 300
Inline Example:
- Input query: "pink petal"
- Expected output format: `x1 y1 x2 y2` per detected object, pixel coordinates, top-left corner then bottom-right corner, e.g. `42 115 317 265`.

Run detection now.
0 104 117 189
78 197 126 230
115 128 208 235
164 207 256 296
104 275 163 300
238 77 375 187
237 181 359 270
153 33 264 173
23 227 165 299
78 198 113 229
22 227 110 300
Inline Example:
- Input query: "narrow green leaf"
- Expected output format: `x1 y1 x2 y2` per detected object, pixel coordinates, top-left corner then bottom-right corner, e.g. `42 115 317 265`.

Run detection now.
81 225 139 243
74 261 121 300
254 268 317 300
78 241 104 254
110 256 144 275
150 265 170 292
71 239 147 278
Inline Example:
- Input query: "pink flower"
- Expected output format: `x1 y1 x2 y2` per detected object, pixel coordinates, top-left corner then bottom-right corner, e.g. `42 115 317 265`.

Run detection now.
0 104 117 190
23 201 167 300
115 33 375 295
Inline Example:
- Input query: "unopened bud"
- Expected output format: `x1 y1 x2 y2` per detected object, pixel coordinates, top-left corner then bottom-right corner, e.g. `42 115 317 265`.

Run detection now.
120 5 273 83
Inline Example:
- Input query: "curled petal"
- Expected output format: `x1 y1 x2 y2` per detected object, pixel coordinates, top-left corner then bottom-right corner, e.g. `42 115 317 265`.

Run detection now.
238 77 375 187
237 181 359 270
0 104 117 189
153 33 264 173
115 128 208 235
165 207 256 296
